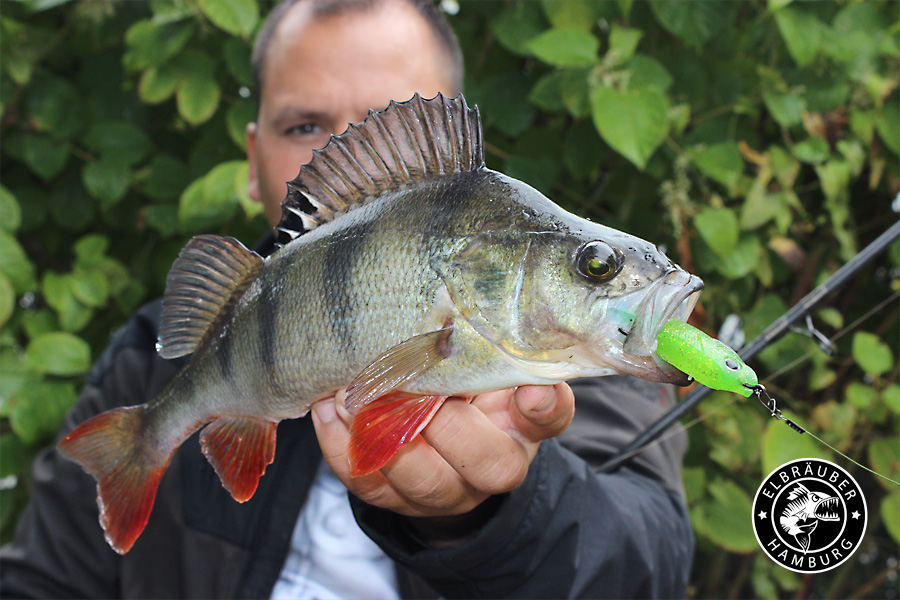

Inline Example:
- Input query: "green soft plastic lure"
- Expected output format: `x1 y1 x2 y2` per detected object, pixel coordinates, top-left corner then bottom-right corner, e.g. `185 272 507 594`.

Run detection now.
655 319 758 396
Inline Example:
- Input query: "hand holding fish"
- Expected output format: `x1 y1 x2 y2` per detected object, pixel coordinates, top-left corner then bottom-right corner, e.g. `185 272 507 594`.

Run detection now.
312 384 575 519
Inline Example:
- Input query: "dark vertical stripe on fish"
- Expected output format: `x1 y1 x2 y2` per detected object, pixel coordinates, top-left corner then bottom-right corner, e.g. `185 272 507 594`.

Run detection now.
323 222 372 350
216 322 234 382
258 257 289 394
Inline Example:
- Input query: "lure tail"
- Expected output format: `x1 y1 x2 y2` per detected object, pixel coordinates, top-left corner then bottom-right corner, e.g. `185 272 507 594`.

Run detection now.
58 406 174 554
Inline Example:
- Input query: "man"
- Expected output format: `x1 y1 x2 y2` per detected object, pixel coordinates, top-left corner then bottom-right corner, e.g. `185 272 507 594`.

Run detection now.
0 1 693 598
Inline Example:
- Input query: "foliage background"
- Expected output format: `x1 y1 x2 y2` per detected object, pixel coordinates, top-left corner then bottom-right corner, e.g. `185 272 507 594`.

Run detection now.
1 0 898 597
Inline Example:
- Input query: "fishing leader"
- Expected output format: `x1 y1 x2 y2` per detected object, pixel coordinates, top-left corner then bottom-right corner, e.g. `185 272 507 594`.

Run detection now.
0 0 694 598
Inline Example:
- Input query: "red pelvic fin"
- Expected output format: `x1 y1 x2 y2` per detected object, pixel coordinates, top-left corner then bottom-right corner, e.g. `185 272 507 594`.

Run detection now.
348 392 447 477
199 416 277 502
58 406 170 554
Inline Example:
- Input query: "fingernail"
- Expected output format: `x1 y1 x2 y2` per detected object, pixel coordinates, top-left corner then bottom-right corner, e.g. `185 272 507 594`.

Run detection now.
312 400 337 424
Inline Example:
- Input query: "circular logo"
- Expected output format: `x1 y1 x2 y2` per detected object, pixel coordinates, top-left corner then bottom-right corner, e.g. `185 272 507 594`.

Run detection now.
753 458 867 573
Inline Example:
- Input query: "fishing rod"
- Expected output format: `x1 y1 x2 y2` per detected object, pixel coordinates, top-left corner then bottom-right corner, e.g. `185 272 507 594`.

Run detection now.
598 218 900 474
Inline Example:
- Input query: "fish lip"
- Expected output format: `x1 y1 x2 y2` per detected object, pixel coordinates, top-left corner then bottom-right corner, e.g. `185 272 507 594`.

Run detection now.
622 270 705 356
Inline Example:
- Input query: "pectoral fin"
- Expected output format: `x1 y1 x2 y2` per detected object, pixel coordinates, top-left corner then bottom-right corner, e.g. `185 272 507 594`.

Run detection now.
344 326 453 412
349 392 454 477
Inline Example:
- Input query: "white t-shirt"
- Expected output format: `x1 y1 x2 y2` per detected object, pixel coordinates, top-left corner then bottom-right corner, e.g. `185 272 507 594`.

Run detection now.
270 460 399 600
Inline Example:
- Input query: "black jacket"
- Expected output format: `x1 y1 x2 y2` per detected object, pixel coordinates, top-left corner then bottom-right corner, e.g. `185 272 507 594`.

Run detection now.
1 299 694 599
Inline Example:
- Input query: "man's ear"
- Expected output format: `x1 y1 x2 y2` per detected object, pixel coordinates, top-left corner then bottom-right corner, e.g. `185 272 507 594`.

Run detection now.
246 122 260 202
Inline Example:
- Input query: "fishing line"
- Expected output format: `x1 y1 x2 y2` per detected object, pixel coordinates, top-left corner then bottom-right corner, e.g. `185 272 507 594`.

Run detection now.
598 219 900 474
753 385 900 487
595 291 899 477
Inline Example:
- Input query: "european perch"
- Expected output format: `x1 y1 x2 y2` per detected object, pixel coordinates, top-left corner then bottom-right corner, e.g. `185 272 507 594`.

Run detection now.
60 93 710 554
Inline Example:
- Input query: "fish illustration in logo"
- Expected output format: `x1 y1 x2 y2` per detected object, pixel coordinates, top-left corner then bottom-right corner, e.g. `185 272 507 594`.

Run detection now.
779 483 840 552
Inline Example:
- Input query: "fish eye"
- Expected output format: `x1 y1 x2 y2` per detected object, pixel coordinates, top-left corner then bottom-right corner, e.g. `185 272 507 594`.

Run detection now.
575 242 622 283
724 358 740 370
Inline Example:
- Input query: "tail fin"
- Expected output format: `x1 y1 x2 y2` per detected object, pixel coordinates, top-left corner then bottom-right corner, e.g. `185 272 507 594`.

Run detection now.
58 407 172 554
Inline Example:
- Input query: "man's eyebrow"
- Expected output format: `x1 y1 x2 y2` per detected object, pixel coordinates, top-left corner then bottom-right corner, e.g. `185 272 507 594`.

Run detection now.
271 107 330 125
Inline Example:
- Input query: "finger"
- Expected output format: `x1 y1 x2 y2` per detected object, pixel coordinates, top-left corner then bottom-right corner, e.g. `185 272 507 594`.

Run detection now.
509 383 575 443
421 398 533 496
311 397 400 506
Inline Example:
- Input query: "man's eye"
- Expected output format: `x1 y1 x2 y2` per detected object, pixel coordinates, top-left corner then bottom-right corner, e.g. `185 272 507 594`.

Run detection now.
285 123 322 136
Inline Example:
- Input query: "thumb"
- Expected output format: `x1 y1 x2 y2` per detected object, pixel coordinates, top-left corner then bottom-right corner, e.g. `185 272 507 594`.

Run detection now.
511 384 575 442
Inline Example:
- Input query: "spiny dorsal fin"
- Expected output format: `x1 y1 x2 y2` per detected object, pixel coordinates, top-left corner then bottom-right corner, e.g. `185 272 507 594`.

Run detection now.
158 235 262 359
274 92 483 247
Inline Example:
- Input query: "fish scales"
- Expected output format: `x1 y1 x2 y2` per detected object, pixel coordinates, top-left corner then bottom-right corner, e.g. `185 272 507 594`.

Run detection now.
58 93 706 554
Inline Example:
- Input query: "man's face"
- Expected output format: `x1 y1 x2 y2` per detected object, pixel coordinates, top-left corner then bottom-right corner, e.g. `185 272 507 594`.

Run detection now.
248 0 457 226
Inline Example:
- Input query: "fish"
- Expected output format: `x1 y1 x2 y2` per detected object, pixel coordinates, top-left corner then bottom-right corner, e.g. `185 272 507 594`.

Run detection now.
58 92 704 554
779 483 840 552
654 318 758 396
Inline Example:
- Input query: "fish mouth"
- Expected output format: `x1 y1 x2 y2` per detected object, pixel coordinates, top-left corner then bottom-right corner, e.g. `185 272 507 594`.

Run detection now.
580 270 703 386
622 270 704 356
814 497 841 521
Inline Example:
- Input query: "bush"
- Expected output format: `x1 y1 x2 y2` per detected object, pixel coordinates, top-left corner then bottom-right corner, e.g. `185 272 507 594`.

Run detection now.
1 1 897 597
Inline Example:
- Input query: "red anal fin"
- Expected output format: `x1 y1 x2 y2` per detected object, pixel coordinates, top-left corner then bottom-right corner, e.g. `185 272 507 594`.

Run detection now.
348 392 448 477
199 416 277 502
58 406 170 555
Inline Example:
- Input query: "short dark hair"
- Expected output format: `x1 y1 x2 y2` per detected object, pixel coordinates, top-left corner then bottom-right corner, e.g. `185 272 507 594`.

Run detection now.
251 0 464 112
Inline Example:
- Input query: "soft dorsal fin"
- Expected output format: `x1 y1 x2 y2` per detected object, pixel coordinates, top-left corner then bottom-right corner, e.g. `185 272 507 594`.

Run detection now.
158 235 262 359
274 92 484 247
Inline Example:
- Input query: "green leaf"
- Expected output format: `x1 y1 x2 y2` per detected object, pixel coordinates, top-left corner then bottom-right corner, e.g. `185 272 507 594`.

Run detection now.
689 142 743 189
477 74 536 137
177 75 221 126
694 208 739 258
491 2 545 55
41 273 92 332
883 493 900 543
25 332 90 375
700 479 757 553
773 6 823 67
74 235 109 263
197 0 258 37
869 438 900 491
0 185 21 232
122 20 194 72
876 102 900 155
178 169 239 232
226 100 256 151
23 71 84 139
608 25 643 65
5 132 70 179
716 234 763 279
791 137 829 164
70 268 109 308
626 54 673 93
527 28 599 68
82 157 131 208
852 331 893 376
649 0 730 46
138 64 183 104
845 382 875 410
0 232 37 294
138 154 190 201
762 416 831 475
10 380 78 445
234 161 262 219
83 121 152 166
883 384 900 415
529 72 564 112
591 84 669 169
223 38 253 87
559 69 591 118
0 273 13 329
541 0 610 30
